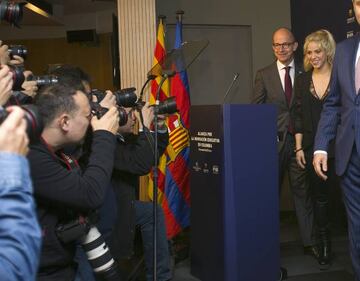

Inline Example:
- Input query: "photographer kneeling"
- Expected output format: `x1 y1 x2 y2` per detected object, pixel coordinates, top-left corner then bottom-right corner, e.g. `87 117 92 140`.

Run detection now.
28 81 119 281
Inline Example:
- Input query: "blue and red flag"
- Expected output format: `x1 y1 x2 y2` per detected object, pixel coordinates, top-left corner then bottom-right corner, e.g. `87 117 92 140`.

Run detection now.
148 15 191 239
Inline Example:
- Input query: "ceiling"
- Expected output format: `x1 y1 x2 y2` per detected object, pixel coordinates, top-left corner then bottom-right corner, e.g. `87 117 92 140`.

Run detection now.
6 0 117 26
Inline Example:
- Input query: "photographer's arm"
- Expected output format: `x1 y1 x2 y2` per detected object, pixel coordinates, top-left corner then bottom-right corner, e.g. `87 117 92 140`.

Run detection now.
0 107 41 281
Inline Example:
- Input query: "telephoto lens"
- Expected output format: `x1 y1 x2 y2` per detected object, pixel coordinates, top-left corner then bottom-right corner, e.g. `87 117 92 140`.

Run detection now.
81 226 121 281
156 96 178 115
0 104 43 143
8 45 27 59
92 88 138 108
29 75 58 87
0 1 25 26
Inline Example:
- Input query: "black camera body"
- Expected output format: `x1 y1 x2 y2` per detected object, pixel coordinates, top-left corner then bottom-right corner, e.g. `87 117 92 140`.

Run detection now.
90 89 132 127
8 44 27 59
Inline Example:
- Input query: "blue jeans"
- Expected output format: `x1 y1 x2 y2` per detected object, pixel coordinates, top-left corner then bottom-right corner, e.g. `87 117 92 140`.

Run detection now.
74 193 171 281
135 201 172 281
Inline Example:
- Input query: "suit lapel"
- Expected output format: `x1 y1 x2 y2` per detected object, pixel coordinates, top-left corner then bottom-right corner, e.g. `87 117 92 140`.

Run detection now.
351 35 360 96
270 62 287 106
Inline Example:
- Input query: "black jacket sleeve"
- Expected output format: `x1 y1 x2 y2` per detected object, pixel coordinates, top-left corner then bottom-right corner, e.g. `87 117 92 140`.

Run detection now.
29 130 116 210
113 131 169 175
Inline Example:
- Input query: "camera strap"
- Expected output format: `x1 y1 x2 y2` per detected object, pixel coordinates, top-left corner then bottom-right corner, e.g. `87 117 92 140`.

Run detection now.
40 137 79 171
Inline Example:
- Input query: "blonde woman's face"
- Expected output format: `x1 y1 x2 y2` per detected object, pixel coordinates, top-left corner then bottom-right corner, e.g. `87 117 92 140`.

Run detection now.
306 42 327 70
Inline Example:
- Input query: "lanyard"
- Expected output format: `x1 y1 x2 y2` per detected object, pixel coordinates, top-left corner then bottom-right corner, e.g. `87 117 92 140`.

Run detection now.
41 137 79 171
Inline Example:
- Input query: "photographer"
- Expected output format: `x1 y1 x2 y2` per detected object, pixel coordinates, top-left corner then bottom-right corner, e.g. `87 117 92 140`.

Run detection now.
109 104 171 281
76 102 172 281
0 64 41 281
28 80 119 281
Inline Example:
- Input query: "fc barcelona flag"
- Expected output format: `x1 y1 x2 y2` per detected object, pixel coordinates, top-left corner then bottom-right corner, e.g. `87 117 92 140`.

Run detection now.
148 13 191 239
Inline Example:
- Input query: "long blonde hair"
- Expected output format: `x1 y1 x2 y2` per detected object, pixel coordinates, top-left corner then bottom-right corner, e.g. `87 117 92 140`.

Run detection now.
303 29 336 72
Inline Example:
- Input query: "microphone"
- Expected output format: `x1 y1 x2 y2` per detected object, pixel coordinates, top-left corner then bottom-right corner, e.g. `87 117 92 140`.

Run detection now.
222 73 240 104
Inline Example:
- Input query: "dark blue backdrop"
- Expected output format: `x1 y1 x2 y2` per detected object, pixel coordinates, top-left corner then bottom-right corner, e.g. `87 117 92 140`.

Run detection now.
291 0 359 61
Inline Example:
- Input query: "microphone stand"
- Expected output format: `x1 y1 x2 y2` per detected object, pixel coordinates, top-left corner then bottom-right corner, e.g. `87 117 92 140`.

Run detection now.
152 70 175 281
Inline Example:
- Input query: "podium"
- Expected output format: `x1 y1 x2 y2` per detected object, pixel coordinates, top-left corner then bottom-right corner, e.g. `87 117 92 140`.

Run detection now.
190 104 279 281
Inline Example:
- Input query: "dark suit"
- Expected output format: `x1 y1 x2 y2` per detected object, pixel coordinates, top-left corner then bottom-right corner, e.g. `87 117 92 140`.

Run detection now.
314 35 360 279
253 60 314 247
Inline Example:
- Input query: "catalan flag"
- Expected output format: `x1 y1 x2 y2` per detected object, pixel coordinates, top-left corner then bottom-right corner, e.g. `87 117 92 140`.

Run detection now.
148 16 169 205
148 14 191 239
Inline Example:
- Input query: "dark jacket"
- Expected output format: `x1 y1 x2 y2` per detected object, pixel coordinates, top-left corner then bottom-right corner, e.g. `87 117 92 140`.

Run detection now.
28 130 116 281
110 131 169 259
293 70 334 157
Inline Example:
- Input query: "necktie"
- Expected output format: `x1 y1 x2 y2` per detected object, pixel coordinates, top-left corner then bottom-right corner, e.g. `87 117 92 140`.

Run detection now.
284 66 292 106
284 66 294 134
355 58 360 94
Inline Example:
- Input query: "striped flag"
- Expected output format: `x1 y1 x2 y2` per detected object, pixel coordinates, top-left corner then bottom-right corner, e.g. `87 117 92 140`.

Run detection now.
148 16 169 205
148 15 191 239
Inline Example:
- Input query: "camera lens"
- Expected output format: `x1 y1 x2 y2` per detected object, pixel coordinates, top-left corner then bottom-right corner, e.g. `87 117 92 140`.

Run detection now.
30 75 58 87
8 45 27 59
0 104 43 144
0 1 24 26
156 96 178 115
114 87 137 108
9 65 25 91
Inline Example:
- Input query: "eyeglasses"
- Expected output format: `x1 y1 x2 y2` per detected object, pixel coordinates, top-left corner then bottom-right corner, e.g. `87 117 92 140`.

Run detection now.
272 42 294 50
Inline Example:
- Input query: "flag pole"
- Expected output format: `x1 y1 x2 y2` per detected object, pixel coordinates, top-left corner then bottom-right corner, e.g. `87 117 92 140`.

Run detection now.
152 15 166 281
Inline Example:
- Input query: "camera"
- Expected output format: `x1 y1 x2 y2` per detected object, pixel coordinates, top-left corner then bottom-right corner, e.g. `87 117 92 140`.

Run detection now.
0 104 43 143
56 215 121 281
0 1 25 26
8 44 27 59
92 88 138 108
90 101 128 127
8 65 25 91
154 96 178 115
28 74 58 87
9 66 59 91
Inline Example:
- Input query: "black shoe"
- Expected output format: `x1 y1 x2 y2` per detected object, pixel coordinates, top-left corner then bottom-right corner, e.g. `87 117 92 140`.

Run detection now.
278 267 287 280
318 243 332 270
303 245 320 259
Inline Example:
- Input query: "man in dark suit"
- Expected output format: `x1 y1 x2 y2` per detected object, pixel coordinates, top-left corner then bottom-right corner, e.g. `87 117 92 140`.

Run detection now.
313 0 360 278
252 27 317 258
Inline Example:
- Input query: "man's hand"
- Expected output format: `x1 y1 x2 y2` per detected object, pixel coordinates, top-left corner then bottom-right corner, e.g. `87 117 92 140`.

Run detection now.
9 55 24 66
0 65 13 106
21 71 38 98
313 153 328 180
98 91 116 109
91 106 120 135
140 102 154 129
0 106 29 156
295 150 306 169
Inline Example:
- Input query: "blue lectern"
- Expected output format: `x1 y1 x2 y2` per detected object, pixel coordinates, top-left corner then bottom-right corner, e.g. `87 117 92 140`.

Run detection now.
190 104 279 281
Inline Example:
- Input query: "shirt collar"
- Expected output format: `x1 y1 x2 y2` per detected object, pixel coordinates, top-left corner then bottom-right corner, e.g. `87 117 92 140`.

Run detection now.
276 59 295 71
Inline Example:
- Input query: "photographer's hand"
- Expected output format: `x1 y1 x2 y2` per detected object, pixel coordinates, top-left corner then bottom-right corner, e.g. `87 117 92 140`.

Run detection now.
9 55 24 66
21 71 38 98
139 102 154 129
91 106 120 135
98 91 116 109
0 106 29 156
0 41 10 65
0 65 14 106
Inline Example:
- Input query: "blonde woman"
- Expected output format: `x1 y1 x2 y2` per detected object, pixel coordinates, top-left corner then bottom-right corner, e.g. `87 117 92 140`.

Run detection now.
293 29 336 268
